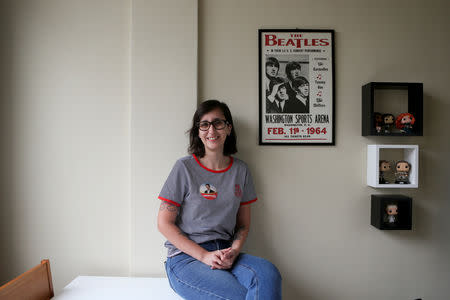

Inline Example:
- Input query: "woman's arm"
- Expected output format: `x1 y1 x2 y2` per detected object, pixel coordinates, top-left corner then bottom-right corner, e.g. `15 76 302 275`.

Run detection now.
157 201 223 269
219 204 251 269
231 204 251 252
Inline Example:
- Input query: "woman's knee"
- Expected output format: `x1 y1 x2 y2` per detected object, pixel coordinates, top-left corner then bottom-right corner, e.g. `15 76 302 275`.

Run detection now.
239 254 282 283
260 258 282 284
167 258 248 299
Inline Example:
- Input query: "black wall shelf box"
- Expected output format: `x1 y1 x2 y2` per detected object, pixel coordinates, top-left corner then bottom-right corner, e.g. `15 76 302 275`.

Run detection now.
362 82 423 136
371 194 412 230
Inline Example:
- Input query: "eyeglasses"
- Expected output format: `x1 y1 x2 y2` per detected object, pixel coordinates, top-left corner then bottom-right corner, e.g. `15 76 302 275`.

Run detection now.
198 119 229 131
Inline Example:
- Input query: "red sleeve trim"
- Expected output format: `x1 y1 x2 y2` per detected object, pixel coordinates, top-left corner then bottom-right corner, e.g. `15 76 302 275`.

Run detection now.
240 198 257 206
158 196 181 207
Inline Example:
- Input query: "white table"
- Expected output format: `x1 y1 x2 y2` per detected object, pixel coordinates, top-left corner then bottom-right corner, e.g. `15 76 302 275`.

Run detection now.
53 276 183 300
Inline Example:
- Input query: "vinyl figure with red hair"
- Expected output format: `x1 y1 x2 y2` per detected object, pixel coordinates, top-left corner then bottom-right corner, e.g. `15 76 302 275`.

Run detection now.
396 113 415 134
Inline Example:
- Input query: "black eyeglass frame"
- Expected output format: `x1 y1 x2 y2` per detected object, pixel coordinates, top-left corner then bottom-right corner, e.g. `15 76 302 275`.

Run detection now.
197 119 229 131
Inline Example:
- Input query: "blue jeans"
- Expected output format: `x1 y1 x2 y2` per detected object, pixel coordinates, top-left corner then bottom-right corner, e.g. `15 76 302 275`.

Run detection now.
165 240 282 300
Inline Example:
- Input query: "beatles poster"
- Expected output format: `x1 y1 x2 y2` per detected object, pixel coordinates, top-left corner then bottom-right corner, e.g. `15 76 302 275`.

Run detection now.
259 29 335 145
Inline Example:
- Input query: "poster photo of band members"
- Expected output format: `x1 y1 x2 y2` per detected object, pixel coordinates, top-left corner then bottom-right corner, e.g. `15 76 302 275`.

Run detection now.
265 55 310 114
259 29 335 145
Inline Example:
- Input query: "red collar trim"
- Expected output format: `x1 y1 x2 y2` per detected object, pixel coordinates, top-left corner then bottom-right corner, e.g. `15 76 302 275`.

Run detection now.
193 154 233 173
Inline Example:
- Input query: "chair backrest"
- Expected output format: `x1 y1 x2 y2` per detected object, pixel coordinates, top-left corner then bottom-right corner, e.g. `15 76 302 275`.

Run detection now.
0 259 54 300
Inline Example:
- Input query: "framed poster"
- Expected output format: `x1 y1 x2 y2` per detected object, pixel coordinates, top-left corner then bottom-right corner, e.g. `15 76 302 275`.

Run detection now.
259 29 335 145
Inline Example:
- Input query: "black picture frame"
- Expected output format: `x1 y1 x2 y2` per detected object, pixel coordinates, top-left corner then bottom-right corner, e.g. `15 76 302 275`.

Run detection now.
259 29 335 146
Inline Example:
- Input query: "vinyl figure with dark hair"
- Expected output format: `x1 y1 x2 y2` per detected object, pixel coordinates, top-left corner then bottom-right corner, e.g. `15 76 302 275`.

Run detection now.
374 112 383 133
395 160 411 184
382 114 395 134
379 160 391 184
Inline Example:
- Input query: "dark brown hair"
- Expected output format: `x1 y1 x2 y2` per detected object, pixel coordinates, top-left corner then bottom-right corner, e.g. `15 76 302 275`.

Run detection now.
285 61 302 81
292 76 309 91
188 100 237 158
266 57 280 69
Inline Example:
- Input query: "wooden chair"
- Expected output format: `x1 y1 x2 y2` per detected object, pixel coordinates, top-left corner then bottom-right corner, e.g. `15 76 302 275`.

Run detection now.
0 259 54 300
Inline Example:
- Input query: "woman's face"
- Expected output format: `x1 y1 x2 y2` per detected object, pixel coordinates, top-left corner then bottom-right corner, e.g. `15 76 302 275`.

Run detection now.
198 108 231 155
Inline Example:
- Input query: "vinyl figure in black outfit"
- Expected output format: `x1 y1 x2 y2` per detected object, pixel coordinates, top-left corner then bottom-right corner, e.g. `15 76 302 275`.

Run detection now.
382 114 395 133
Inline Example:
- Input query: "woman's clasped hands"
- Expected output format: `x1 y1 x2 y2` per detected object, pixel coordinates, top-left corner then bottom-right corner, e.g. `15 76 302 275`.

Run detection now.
202 247 239 270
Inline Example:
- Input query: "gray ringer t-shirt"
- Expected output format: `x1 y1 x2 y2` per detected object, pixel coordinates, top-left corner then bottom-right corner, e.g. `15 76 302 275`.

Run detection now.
158 155 258 257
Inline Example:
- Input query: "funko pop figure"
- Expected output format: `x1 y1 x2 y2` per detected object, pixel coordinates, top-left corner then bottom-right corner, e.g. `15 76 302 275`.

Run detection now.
384 204 398 224
374 112 383 133
382 114 395 134
379 160 391 184
395 160 411 184
395 113 416 134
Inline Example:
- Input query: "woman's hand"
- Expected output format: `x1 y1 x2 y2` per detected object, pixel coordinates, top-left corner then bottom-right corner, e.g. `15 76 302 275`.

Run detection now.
200 248 239 270
218 247 239 269
201 250 225 269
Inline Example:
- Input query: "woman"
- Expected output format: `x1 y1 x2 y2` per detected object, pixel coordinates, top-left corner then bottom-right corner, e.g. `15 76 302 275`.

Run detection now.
157 100 282 299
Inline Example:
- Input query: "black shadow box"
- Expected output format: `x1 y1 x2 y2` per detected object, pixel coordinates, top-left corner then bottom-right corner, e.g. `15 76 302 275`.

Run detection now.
371 194 412 230
362 82 423 136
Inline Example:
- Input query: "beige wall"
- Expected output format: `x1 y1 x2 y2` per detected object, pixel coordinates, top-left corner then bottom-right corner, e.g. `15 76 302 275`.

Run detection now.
1 0 449 299
0 0 132 292
130 0 197 276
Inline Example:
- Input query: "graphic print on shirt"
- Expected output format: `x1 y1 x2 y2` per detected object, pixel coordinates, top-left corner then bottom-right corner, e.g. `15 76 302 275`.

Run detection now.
234 184 242 198
200 183 218 200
